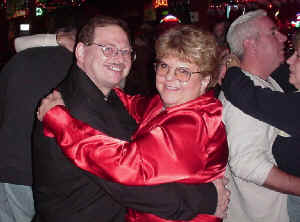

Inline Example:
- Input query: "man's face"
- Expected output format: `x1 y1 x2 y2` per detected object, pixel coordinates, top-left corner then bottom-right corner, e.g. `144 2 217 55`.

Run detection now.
77 25 132 95
254 16 287 74
213 22 225 39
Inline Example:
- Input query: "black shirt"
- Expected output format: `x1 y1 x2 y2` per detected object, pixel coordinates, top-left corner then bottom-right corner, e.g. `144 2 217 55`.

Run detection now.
0 46 72 185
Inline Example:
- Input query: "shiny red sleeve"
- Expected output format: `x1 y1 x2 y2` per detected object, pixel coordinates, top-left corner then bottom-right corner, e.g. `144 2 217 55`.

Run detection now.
113 88 151 124
43 105 227 186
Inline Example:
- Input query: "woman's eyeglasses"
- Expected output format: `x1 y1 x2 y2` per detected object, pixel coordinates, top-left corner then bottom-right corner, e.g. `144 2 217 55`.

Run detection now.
154 62 201 82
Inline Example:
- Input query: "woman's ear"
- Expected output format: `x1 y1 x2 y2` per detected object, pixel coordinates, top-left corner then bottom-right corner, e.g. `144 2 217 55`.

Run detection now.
203 75 211 87
201 75 211 91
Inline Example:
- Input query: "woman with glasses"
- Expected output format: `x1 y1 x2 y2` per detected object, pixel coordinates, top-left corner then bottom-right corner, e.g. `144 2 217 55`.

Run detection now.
37 25 229 222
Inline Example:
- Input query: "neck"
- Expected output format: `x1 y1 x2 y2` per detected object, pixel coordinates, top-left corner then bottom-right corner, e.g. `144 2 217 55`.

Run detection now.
241 59 273 81
77 62 112 97
99 87 111 97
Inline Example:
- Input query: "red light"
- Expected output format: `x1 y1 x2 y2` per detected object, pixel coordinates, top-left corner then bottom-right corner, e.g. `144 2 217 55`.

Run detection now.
160 15 181 23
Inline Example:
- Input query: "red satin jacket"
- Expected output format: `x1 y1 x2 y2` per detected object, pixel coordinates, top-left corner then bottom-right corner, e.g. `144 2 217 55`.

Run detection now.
43 89 228 222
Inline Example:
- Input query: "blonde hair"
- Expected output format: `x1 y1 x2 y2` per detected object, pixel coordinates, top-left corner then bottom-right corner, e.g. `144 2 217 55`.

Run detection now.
155 25 218 89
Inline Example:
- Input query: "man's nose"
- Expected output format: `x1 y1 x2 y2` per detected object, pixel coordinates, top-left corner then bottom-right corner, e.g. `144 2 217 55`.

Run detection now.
278 32 287 42
112 49 121 57
111 50 124 61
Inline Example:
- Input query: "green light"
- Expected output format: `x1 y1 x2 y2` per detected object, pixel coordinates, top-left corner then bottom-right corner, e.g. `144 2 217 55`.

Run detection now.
36 7 43 16
162 10 168 16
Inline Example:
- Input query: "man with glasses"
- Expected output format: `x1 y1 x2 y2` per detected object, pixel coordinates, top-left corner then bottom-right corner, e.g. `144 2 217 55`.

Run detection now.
28 15 227 222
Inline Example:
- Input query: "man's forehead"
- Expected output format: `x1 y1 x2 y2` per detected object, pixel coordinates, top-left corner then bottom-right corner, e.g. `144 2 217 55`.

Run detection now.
93 26 124 37
257 16 276 30
93 26 130 45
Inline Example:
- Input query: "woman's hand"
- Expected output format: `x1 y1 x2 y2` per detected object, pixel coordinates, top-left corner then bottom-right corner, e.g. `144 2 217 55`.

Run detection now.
226 54 240 69
213 177 231 218
37 90 65 121
218 54 241 84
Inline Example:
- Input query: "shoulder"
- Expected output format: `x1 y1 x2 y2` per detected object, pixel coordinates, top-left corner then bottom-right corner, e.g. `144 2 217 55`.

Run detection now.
20 46 73 61
0 47 72 94
166 91 223 128
5 47 72 71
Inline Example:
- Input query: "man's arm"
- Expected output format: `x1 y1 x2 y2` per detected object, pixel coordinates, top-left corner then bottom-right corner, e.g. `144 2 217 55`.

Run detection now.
14 32 76 53
85 173 220 220
264 166 300 195
222 67 300 136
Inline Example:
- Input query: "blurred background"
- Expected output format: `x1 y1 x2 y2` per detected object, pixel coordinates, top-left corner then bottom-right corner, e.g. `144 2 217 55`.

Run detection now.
0 0 300 69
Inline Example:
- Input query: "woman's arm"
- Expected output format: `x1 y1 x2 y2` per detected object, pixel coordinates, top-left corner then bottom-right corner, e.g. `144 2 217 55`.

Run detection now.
43 105 227 186
113 88 152 124
222 67 300 136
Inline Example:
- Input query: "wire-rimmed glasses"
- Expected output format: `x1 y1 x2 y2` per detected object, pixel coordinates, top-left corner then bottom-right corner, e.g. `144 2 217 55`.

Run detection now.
89 43 134 59
154 62 201 82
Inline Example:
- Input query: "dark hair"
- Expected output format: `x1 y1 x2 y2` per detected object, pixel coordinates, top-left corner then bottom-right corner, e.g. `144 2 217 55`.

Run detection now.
77 15 132 46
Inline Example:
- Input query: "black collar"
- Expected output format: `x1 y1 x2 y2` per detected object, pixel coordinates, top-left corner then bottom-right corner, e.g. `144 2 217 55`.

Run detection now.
57 64 137 141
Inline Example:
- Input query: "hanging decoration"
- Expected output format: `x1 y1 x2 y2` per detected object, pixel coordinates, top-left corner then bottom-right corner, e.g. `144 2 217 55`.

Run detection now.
160 14 181 23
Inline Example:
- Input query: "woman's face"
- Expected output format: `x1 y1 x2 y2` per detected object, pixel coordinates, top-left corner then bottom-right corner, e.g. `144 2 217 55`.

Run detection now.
287 45 300 89
156 56 210 108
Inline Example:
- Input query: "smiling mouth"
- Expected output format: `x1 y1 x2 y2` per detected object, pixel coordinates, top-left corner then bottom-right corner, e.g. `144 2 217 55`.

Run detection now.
166 85 179 90
105 63 125 72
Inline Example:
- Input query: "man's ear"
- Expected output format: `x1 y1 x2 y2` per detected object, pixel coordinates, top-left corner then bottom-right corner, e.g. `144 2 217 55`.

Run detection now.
243 38 256 55
75 42 86 64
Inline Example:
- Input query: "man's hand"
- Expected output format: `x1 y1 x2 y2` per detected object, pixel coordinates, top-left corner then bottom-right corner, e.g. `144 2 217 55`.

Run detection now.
37 90 65 121
213 177 230 218
56 31 76 52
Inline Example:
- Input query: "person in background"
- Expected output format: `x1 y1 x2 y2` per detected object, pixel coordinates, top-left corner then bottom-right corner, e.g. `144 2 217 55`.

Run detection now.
210 18 230 98
211 19 229 54
124 23 157 96
0 11 87 222
218 9 300 222
0 9 9 69
0 45 73 222
31 16 229 222
37 24 229 222
219 30 300 222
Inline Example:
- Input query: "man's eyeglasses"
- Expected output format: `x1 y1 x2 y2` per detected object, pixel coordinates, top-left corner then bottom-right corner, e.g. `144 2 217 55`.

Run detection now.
89 43 134 59
154 62 201 82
